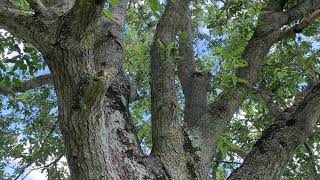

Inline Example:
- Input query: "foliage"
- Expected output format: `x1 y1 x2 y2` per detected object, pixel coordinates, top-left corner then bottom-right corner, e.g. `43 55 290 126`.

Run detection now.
0 32 68 179
1 0 320 179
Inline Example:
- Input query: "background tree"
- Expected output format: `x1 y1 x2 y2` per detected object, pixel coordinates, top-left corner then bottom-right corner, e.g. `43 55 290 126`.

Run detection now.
0 0 320 179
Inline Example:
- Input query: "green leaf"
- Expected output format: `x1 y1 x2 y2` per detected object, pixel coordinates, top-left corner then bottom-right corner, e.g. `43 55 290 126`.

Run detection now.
103 9 113 20
149 0 160 11
179 31 189 41
108 0 120 6
157 39 165 49
166 42 176 52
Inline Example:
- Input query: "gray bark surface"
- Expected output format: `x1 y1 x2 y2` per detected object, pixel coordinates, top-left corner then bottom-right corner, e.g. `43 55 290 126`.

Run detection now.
0 0 320 179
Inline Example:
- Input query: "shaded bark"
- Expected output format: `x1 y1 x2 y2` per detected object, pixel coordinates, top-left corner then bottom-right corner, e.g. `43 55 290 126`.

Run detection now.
150 0 194 178
228 84 320 180
176 5 213 179
0 0 169 179
42 6 169 178
0 0 320 179
197 0 320 165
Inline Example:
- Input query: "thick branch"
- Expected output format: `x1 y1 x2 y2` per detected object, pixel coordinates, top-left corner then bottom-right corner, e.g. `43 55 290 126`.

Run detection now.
0 0 39 44
63 0 105 35
175 6 213 179
109 0 128 29
228 83 320 179
0 0 63 51
202 0 320 152
255 0 320 39
0 74 52 95
26 0 47 13
177 7 211 129
277 10 320 39
86 1 129 75
150 0 192 178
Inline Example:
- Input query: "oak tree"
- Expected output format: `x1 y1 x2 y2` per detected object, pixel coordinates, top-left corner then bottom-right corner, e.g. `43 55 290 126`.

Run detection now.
1 0 320 179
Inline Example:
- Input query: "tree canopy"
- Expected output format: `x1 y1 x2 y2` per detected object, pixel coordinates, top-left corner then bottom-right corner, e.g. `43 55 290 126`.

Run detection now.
0 0 320 179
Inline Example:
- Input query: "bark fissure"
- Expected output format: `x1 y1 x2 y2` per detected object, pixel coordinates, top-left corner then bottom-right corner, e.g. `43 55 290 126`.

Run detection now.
150 0 209 179
1 0 320 179
199 0 320 160
228 83 320 180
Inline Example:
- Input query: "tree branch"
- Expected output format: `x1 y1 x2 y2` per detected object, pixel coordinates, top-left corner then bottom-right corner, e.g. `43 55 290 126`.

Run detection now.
0 0 39 44
0 74 52 95
109 0 128 29
255 0 320 39
150 0 193 177
201 0 320 155
13 163 32 180
26 0 47 14
63 0 106 35
228 82 320 179
177 6 211 129
277 10 320 39
213 160 241 165
304 142 320 179
174 4 214 178
0 0 61 51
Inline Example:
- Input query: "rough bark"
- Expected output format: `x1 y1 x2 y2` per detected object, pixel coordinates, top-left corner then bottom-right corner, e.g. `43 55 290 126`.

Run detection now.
228 83 320 180
150 1 196 179
174 0 320 179
43 5 169 179
176 5 213 179
0 0 320 179
196 0 320 164
1 0 169 179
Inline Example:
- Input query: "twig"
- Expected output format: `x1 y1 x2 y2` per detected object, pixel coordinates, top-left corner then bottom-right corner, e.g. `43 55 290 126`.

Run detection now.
41 154 64 173
213 160 241 165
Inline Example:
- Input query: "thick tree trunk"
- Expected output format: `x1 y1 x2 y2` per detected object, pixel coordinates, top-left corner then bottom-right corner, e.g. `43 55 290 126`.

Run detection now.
37 13 171 178
43 46 169 179
1 0 320 179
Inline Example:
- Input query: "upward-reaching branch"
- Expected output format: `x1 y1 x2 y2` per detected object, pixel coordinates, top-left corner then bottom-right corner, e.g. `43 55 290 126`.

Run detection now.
201 0 320 151
177 6 211 129
26 0 47 14
228 83 320 179
109 0 128 30
175 5 213 178
62 0 106 35
150 0 192 178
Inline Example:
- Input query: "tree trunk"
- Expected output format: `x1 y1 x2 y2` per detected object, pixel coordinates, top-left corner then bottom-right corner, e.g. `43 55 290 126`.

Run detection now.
37 14 171 178
1 0 320 179
43 46 169 179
